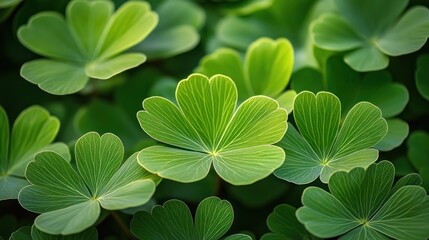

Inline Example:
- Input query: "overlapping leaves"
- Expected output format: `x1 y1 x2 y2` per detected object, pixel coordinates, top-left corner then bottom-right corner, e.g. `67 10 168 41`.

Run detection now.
274 91 388 184
311 0 429 71
137 73 287 185
130 196 251 240
408 131 429 191
292 56 409 151
18 0 158 95
18 132 160 235
196 37 295 112
297 161 429 239
0 105 69 200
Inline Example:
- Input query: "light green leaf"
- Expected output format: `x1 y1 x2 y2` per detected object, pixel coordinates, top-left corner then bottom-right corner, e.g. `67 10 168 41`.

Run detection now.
224 234 253 240
416 54 429 101
311 13 364 51
18 132 157 234
99 1 157 59
377 6 429 56
138 74 287 185
245 38 294 97
35 201 100 235
275 90 296 113
66 0 113 58
17 12 83 61
86 53 146 79
297 161 429 239
138 146 211 183
0 106 66 200
214 145 284 185
261 204 309 240
20 60 87 95
195 48 248 100
18 0 157 95
131 196 243 240
274 91 387 184
344 45 389 72
196 38 294 103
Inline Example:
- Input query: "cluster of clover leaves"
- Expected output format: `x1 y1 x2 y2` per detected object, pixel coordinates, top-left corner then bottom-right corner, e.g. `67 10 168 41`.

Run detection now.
1 0 429 239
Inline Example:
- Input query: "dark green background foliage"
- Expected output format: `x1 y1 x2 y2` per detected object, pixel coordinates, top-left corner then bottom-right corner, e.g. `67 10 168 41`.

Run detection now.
1 0 429 239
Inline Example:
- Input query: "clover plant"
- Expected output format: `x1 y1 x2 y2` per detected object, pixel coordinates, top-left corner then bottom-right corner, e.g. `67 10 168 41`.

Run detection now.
312 0 429 71
18 132 160 235
137 73 287 185
1 0 428 238
0 106 69 200
131 196 252 239
292 56 409 151
196 37 295 112
274 91 388 184
17 0 158 95
297 161 429 239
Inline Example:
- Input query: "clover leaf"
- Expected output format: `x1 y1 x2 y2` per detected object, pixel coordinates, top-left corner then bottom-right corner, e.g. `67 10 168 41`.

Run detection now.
311 0 429 71
196 37 296 112
18 132 160 235
291 56 409 151
137 73 287 185
0 105 69 200
297 161 429 239
132 0 205 60
274 91 387 184
17 0 158 95
10 226 97 240
261 204 310 240
130 196 252 240
416 54 429 101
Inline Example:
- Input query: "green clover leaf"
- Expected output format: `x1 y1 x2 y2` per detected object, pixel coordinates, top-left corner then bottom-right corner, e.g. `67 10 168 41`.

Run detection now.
416 54 429 101
10 226 97 240
274 91 387 184
261 204 310 240
0 105 69 200
196 37 296 112
132 0 205 60
17 0 158 95
137 73 287 185
311 0 429 71
130 196 252 240
297 161 429 239
291 56 409 151
18 132 160 235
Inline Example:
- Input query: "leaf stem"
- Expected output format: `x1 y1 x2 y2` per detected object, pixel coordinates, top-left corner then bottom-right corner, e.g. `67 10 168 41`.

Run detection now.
111 211 136 240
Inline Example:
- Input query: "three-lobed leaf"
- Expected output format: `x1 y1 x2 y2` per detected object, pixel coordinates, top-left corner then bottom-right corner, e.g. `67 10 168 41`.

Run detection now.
0 105 69 200
296 161 429 239
18 0 158 95
18 132 160 235
274 91 387 184
137 73 287 185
